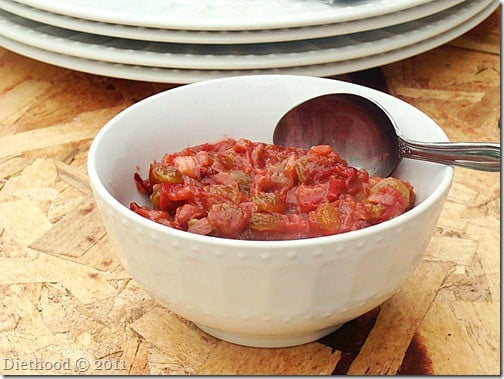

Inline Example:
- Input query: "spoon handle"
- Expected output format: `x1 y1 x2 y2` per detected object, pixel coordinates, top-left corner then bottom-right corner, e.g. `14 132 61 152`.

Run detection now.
400 140 501 172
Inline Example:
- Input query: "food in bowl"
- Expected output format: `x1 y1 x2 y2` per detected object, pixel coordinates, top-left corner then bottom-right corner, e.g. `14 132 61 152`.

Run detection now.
130 137 415 240
87 75 453 348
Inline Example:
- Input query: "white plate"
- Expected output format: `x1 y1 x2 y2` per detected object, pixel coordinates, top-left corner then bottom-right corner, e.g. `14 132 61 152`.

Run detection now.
0 0 493 70
11 0 436 30
0 0 466 44
0 1 498 83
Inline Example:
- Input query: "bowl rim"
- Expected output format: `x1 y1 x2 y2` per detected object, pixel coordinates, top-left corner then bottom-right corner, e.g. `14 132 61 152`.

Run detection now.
87 74 454 249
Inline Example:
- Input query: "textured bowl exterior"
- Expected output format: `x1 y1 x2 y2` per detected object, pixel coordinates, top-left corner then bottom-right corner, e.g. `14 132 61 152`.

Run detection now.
88 75 453 347
92 186 447 341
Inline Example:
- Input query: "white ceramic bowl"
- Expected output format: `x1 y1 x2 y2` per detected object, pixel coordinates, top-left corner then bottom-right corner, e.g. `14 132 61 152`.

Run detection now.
88 75 453 347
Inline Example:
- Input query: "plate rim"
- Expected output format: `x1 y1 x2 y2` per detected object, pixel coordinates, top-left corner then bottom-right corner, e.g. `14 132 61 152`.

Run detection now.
0 0 493 70
9 0 437 31
0 0 466 44
0 1 498 84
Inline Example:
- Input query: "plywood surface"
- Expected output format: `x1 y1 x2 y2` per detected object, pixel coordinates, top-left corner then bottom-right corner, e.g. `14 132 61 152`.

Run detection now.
0 10 500 375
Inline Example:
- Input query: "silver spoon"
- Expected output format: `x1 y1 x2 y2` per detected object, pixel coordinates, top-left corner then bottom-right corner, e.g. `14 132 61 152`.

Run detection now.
273 93 500 177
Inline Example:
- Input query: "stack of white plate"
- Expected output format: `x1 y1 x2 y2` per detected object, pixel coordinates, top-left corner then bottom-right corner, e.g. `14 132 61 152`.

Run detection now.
0 0 499 83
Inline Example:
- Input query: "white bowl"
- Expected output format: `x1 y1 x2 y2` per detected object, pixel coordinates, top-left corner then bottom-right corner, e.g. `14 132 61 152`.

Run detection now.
88 75 453 347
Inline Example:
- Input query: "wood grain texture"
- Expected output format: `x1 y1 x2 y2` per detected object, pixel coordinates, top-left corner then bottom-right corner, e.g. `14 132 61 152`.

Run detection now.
0 10 499 375
196 341 341 375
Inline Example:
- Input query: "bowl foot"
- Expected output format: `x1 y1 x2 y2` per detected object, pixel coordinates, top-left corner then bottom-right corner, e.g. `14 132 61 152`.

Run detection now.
194 323 341 348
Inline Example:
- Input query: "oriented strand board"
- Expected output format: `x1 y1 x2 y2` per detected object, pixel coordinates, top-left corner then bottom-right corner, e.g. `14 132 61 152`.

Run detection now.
347 261 452 375
0 9 499 375
197 342 341 375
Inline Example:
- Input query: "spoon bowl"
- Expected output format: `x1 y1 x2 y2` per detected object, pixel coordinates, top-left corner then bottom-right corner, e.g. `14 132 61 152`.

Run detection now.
273 93 500 177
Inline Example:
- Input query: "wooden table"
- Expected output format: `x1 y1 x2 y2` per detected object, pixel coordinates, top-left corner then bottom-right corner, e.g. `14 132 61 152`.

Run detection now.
0 10 499 375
